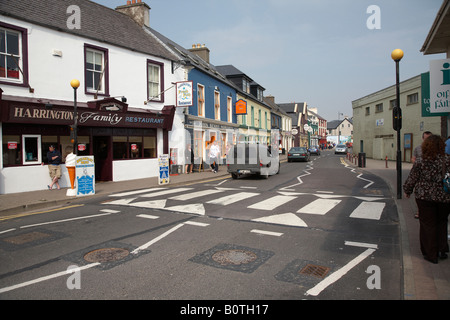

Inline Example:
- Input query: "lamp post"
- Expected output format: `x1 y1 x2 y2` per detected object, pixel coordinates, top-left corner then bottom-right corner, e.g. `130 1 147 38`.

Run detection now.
391 49 404 199
70 79 80 155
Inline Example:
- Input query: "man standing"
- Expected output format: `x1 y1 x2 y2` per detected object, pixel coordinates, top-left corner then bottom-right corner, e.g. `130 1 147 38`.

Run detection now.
209 141 220 173
47 145 62 190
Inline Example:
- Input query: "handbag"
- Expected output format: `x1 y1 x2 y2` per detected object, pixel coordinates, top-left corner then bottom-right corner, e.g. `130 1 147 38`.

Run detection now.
443 159 450 193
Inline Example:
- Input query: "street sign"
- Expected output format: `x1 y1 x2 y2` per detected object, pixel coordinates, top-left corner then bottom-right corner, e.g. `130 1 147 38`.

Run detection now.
429 59 450 113
159 154 170 185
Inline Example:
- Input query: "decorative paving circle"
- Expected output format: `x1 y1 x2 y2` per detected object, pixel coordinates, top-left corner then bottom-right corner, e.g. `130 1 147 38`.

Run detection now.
84 248 130 263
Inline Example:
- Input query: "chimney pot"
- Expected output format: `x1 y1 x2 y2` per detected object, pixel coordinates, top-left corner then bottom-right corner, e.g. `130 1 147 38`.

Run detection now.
127 0 131 4
132 0 136 3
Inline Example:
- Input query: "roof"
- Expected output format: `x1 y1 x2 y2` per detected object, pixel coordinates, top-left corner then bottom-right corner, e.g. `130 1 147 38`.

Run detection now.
327 118 353 130
421 0 450 55
0 0 178 61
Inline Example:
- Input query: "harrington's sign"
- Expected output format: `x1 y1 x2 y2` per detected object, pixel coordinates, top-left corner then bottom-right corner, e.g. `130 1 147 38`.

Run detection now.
9 105 165 128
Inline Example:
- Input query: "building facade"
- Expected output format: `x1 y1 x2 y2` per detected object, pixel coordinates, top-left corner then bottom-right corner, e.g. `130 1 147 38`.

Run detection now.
0 0 184 193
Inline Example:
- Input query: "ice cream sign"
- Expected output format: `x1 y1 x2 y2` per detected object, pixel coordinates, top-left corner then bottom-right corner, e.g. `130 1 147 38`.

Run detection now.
429 59 450 113
66 154 95 196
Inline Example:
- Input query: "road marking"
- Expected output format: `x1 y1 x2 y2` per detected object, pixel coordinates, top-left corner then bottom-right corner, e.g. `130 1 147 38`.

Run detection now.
207 192 259 206
0 263 100 294
252 213 308 227
100 209 121 214
140 188 193 198
20 212 113 229
184 221 210 227
136 214 159 220
0 204 85 222
0 228 16 235
109 188 166 197
251 229 283 237
344 241 378 249
164 203 205 215
349 202 385 220
297 199 341 215
170 189 223 201
132 223 185 254
248 195 296 211
129 200 166 209
305 248 376 297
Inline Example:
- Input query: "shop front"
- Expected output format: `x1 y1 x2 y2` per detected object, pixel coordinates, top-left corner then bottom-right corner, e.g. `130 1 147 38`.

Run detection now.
0 94 175 194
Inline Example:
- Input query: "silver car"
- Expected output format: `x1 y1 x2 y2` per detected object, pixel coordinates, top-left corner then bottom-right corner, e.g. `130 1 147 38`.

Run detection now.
334 144 347 154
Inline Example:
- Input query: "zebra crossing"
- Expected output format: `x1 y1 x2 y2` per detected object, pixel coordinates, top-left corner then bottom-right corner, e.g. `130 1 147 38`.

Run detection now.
104 185 388 228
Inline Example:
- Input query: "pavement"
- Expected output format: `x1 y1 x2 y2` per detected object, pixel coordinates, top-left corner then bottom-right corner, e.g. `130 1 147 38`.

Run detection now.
0 153 449 300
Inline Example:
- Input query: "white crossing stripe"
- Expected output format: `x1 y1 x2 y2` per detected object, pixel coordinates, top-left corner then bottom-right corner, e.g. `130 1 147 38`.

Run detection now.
247 195 297 211
251 229 283 237
252 213 308 227
140 188 193 198
207 192 259 205
349 201 385 220
110 188 166 197
137 214 159 220
297 199 342 215
170 189 223 201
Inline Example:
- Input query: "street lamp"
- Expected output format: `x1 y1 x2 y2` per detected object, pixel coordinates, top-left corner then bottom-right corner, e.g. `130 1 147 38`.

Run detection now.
70 79 80 155
391 49 403 199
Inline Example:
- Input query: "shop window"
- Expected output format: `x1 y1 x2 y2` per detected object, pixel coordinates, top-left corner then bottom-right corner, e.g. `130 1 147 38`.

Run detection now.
41 136 58 164
2 135 21 166
129 136 143 159
22 134 41 165
113 136 128 160
144 136 156 158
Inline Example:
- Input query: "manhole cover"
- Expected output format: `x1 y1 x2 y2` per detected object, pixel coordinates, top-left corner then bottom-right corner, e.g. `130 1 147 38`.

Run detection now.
299 264 330 279
212 249 257 266
3 231 50 245
84 248 129 263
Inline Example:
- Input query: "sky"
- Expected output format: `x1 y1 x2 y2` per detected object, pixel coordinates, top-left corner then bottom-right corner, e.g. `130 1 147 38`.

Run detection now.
92 0 446 121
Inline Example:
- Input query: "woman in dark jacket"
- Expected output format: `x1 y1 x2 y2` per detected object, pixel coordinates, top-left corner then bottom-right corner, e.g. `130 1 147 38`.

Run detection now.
403 135 450 264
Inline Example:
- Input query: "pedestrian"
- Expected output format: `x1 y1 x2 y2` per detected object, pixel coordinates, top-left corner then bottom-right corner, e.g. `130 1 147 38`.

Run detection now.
411 131 432 218
46 145 62 190
403 135 450 264
209 141 220 173
185 144 194 174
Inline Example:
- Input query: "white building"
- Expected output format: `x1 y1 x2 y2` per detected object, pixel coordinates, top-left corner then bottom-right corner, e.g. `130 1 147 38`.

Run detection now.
0 0 186 193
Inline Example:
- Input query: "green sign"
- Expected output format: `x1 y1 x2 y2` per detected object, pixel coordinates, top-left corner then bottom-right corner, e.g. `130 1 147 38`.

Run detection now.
421 72 449 117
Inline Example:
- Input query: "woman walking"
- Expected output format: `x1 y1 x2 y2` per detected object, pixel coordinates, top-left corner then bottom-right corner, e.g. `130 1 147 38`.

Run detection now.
403 135 450 264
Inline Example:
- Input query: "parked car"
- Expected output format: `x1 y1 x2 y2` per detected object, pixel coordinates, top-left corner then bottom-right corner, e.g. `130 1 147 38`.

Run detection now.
287 147 310 162
334 144 348 154
226 143 280 179
309 145 320 155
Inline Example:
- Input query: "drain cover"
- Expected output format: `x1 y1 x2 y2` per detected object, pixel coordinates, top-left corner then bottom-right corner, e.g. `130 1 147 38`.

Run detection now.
212 249 257 266
299 264 330 279
84 248 130 263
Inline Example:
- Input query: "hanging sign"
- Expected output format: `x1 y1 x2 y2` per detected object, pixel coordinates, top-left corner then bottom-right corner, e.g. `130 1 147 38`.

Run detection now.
176 81 193 107
235 99 247 115
429 59 450 113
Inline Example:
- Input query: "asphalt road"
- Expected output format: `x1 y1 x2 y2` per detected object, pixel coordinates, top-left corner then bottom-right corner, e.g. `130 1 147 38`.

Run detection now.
0 150 401 305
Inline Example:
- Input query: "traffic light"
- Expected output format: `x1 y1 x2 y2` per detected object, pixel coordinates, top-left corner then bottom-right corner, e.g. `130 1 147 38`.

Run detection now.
393 107 402 131
69 125 76 143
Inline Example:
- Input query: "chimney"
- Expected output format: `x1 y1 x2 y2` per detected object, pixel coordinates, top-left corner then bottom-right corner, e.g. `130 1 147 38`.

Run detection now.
116 0 150 28
265 95 275 104
188 43 210 64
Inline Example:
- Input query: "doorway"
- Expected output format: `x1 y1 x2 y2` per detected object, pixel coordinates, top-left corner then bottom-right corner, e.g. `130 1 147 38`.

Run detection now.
93 136 112 181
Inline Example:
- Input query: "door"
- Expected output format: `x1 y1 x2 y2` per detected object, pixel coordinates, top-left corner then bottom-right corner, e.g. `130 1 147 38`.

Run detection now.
93 136 112 181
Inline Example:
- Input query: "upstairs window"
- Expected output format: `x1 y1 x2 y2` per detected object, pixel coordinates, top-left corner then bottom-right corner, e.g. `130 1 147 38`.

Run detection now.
197 84 205 117
214 90 220 120
85 44 109 96
0 23 28 86
147 59 164 102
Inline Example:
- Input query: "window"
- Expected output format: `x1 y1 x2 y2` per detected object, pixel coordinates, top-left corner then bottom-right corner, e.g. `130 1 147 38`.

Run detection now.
243 79 250 93
0 23 28 86
147 59 164 102
113 135 157 160
389 99 396 110
198 84 205 117
407 93 419 105
375 103 383 113
365 107 370 116
22 135 41 165
85 44 108 96
2 135 21 166
214 91 220 120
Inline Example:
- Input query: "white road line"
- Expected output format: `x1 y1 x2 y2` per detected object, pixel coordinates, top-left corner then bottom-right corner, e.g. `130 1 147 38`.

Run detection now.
349 201 385 220
131 223 185 254
184 221 210 227
297 199 341 215
169 189 223 201
140 188 193 198
344 241 378 249
305 248 376 297
207 192 259 206
100 209 121 214
20 212 112 229
0 228 16 235
0 263 100 294
250 229 283 237
109 188 166 197
136 214 159 220
248 195 296 211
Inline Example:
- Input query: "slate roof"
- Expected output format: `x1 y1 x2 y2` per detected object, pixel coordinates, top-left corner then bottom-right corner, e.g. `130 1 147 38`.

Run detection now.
0 0 178 61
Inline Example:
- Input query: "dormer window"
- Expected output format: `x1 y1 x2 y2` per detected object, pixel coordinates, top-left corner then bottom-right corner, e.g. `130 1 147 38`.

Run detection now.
243 79 250 93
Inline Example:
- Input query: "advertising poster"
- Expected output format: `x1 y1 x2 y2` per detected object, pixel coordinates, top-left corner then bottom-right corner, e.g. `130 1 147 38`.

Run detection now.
76 156 95 196
159 154 170 185
429 59 450 113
